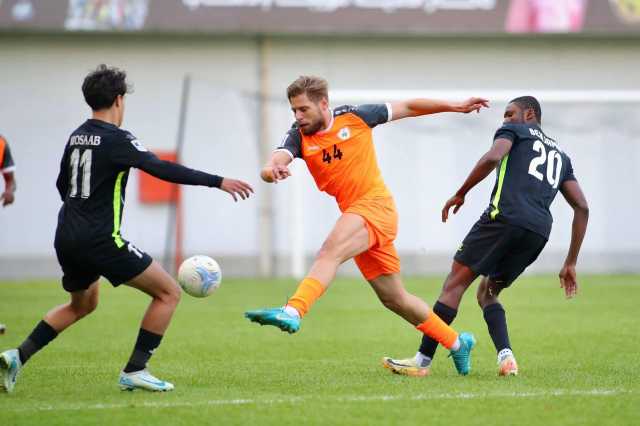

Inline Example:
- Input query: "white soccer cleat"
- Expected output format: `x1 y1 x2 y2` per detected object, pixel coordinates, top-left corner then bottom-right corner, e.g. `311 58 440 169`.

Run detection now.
118 369 174 392
498 350 518 376
0 349 22 393
382 356 430 377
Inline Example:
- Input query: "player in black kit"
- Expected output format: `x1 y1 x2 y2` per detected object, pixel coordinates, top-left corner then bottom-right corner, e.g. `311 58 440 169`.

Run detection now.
382 96 588 377
0 65 253 393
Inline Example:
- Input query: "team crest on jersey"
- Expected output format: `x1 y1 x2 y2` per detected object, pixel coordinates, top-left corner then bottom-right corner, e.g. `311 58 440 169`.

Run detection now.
338 127 351 141
130 139 148 152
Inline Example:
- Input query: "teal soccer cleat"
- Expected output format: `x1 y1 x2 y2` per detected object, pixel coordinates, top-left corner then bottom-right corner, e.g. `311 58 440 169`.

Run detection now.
449 332 476 376
0 349 22 393
245 308 301 334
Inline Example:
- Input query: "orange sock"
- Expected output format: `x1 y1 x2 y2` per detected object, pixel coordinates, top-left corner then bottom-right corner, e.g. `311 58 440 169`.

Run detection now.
416 311 459 350
286 277 326 318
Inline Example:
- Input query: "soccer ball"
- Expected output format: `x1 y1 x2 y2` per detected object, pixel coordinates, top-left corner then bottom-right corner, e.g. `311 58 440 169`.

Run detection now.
177 255 222 298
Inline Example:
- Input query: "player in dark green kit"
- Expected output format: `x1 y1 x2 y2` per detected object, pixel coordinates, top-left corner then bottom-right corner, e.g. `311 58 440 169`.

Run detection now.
0 65 254 393
383 96 589 377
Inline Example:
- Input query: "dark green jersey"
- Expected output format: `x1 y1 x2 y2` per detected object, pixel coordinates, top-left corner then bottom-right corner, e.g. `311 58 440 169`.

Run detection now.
484 123 576 239
55 119 155 246
55 119 221 247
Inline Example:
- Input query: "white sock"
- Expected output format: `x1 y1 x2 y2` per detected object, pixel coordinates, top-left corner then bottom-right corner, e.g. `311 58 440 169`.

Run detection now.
283 305 301 319
450 337 461 351
415 352 432 368
497 348 514 363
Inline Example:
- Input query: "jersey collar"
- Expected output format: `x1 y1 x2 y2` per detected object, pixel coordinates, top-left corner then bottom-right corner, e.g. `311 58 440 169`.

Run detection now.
316 109 334 135
87 118 119 130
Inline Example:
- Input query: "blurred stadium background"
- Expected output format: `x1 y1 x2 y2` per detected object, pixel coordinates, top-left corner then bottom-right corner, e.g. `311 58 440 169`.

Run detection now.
1 0 639 280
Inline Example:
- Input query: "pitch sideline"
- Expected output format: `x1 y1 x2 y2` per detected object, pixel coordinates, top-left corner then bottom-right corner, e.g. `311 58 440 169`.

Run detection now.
4 388 630 413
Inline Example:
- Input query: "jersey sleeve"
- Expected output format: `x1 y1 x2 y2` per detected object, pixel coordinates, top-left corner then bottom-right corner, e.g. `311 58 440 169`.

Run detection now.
493 124 519 143
138 156 223 188
109 131 155 167
561 154 577 183
351 104 392 128
274 126 302 159
0 138 16 173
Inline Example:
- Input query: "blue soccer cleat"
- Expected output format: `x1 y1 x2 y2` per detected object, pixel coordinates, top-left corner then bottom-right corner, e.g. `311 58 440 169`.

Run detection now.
244 308 301 334
449 332 476 376
0 349 22 393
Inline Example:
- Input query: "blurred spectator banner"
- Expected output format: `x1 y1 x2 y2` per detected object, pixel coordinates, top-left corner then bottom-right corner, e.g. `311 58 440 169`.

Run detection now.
1 0 639 34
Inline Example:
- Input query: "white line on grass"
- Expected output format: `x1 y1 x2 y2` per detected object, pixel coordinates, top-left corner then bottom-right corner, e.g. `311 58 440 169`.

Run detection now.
5 389 630 413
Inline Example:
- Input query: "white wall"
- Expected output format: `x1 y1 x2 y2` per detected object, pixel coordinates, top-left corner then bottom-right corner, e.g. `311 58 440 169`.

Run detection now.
0 35 261 277
0 34 638 278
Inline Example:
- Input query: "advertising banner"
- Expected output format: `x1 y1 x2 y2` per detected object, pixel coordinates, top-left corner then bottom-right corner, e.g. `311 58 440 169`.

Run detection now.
1 0 639 34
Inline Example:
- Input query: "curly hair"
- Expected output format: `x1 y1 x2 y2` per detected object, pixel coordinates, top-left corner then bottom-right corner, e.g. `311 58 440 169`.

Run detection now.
82 64 132 111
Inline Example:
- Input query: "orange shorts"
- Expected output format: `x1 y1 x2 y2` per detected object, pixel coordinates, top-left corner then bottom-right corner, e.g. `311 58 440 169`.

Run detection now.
345 197 400 281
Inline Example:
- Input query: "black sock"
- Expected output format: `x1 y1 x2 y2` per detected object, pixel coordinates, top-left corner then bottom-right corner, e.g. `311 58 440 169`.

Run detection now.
418 301 458 360
483 303 511 353
18 320 58 365
123 328 163 373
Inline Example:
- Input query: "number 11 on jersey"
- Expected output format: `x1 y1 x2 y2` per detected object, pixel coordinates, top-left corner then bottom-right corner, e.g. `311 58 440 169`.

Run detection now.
69 148 93 198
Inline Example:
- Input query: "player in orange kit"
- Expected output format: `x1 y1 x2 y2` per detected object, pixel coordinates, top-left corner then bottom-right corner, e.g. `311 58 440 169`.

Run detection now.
245 76 488 375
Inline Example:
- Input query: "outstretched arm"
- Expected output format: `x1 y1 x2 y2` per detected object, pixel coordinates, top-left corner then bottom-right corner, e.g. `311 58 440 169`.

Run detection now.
442 138 512 222
558 180 589 298
260 151 293 184
110 134 253 201
139 156 253 202
388 97 489 121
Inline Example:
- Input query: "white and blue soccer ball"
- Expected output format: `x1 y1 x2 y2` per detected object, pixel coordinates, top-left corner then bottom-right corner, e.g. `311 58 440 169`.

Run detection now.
177 255 222 298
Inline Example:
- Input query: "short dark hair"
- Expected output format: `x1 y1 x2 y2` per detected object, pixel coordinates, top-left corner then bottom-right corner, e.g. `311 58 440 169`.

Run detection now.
82 64 131 111
509 96 542 122
286 76 328 102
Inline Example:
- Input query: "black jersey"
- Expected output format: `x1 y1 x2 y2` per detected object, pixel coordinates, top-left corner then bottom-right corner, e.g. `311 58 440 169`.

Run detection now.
55 119 221 247
484 123 576 239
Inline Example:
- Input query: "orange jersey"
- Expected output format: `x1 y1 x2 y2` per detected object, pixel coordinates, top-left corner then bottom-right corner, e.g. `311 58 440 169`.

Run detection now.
0 135 15 173
0 136 5 168
276 104 392 211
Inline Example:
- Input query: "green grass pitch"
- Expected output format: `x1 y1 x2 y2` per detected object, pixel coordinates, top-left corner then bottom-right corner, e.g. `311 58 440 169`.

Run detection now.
1 275 638 425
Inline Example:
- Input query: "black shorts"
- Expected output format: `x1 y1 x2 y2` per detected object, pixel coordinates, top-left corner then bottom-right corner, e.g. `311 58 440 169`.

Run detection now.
454 215 547 288
55 233 152 293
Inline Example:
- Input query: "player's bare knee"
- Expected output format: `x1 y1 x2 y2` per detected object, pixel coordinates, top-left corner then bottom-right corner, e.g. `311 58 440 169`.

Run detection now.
381 298 402 313
71 300 97 319
318 240 334 255
315 245 340 264
378 291 405 313
315 247 328 261
86 297 98 315
476 285 488 307
159 282 181 306
171 284 182 305
477 286 498 308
